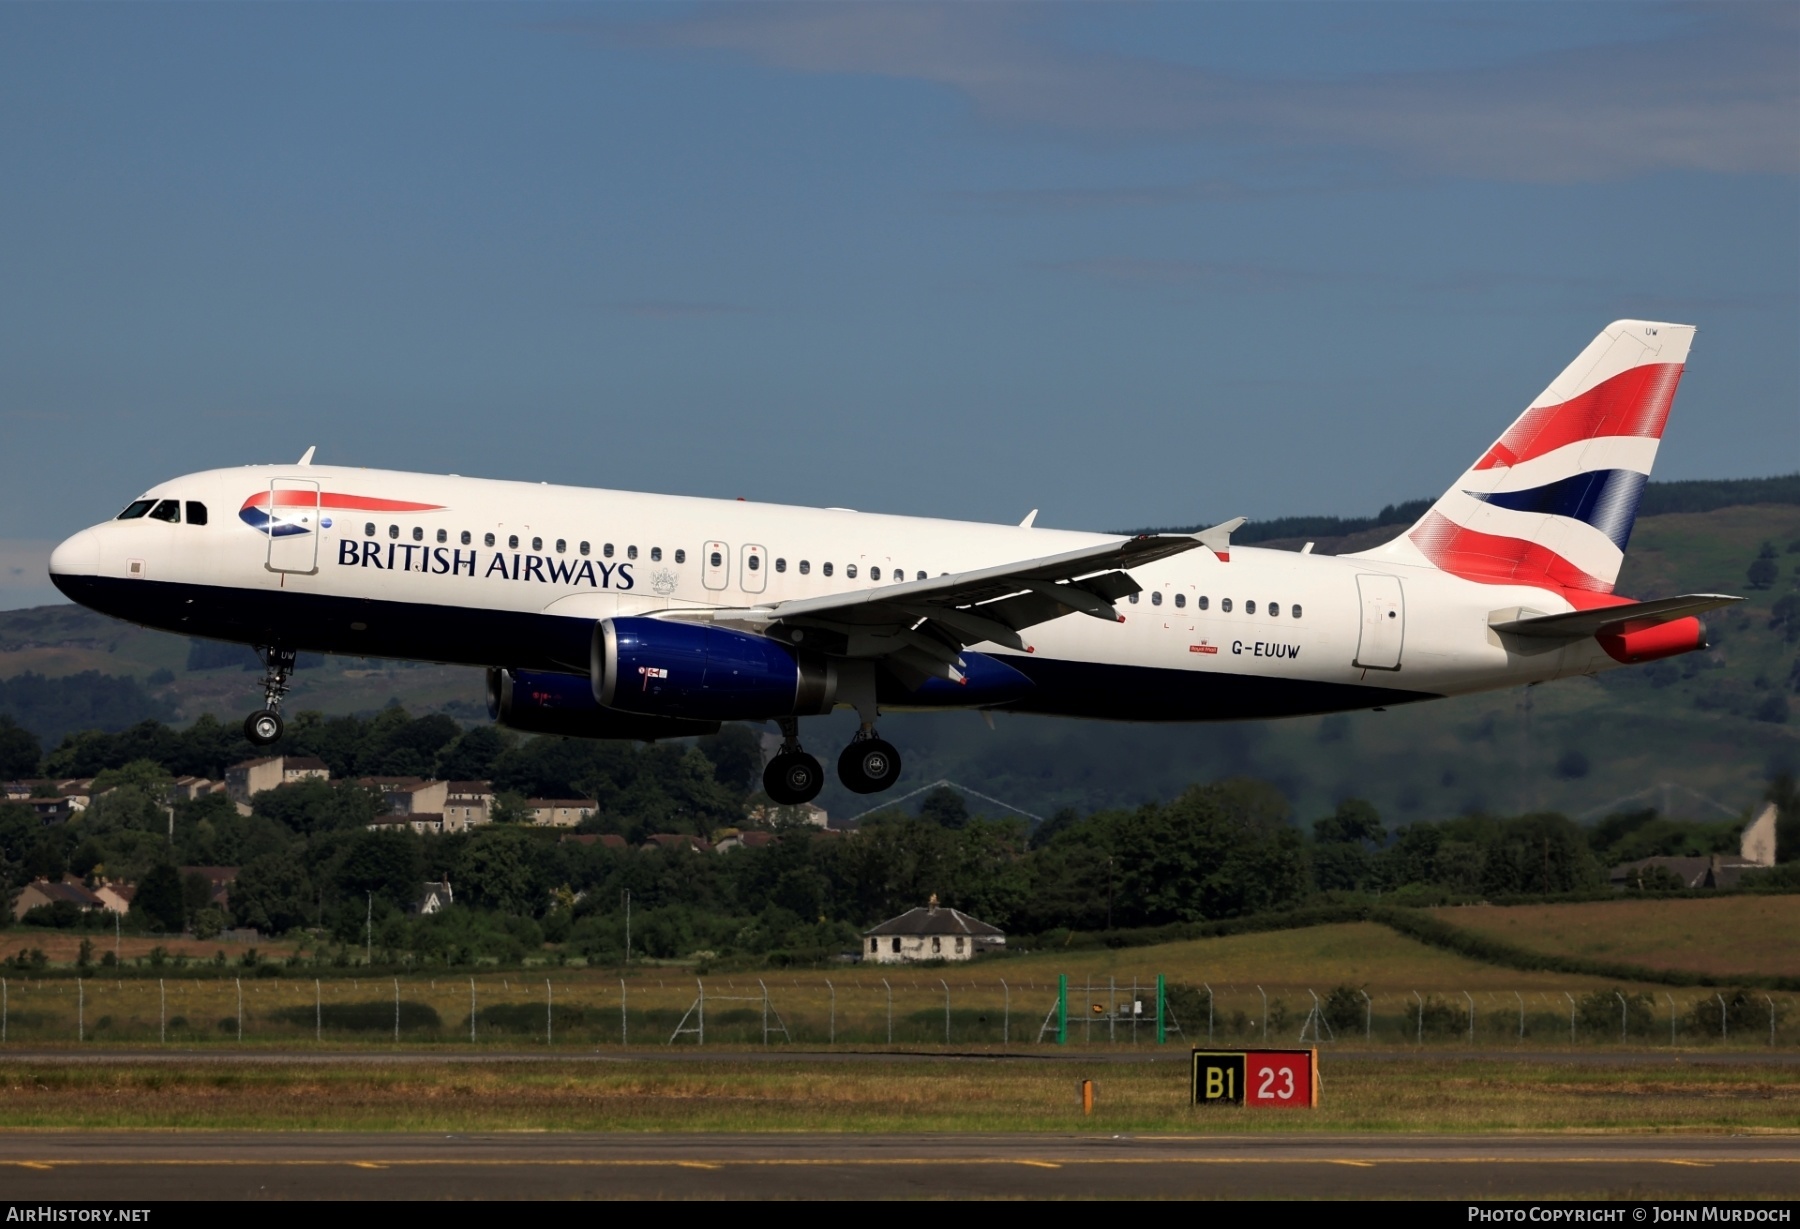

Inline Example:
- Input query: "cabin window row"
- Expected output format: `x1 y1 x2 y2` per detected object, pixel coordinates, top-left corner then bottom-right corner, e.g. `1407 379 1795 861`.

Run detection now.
117 499 208 525
770 559 927 583
1128 591 1301 618
359 523 682 564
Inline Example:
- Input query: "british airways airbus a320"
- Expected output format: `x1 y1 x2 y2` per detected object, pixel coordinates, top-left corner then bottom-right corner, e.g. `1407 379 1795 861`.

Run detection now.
49 320 1739 806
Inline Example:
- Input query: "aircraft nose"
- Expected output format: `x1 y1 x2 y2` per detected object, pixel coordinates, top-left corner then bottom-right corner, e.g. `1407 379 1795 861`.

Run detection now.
49 527 100 579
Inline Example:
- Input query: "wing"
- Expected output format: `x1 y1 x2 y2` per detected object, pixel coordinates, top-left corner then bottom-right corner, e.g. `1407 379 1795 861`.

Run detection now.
662 520 1243 685
1489 593 1742 639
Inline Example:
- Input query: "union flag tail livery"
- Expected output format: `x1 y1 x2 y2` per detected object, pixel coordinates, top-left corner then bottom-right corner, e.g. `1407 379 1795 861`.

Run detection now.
1357 320 1690 596
47 319 1740 806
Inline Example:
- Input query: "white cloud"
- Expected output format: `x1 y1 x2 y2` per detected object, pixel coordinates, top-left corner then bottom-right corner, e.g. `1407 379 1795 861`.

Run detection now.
608 4 1798 182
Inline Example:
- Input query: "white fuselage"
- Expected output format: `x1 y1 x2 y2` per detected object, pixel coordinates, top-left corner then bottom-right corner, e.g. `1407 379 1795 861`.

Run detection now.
49 463 1624 722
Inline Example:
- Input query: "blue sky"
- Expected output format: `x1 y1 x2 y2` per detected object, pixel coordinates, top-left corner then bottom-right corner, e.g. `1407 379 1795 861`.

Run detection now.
2 2 1795 608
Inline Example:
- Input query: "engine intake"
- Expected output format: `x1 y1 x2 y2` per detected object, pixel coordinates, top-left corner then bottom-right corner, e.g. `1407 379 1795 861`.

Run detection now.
487 667 719 740
594 617 836 721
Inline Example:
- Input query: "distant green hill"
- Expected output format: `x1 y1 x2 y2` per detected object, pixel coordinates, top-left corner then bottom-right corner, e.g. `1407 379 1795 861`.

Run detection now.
2 476 1795 824
1121 472 1800 546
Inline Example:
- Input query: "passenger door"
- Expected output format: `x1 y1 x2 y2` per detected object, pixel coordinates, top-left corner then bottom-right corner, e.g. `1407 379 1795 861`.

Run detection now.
1353 573 1404 670
740 544 767 595
702 540 729 591
265 479 321 575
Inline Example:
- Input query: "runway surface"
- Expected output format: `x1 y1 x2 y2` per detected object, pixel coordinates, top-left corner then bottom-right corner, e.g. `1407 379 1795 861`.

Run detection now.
2 1132 1796 1199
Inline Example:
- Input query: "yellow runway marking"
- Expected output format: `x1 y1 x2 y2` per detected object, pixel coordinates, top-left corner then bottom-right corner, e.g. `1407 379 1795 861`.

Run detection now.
1333 1161 1376 1168
350 1162 386 1169
1663 1160 1713 1168
15 1162 52 1171
1016 1161 1061 1169
677 1161 722 1170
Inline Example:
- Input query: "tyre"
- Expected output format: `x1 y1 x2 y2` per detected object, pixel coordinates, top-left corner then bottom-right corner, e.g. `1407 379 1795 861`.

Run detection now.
244 709 284 746
764 752 824 806
837 738 902 795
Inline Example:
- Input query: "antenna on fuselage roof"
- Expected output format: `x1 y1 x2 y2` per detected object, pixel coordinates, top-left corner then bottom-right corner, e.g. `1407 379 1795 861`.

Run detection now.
297 446 317 466
1019 509 1038 528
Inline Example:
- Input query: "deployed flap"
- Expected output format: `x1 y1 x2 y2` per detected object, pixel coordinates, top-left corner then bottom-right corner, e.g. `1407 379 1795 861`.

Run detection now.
1490 593 1741 639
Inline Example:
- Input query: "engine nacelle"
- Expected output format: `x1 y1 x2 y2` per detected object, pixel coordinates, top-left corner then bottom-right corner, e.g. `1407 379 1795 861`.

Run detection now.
594 617 836 721
1597 616 1708 665
487 667 720 740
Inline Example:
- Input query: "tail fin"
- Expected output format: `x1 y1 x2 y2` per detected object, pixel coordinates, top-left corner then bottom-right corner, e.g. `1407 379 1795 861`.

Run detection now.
1354 319 1694 594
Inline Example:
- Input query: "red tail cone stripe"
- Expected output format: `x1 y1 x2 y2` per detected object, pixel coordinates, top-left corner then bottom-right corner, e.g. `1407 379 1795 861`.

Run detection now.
1409 510 1611 594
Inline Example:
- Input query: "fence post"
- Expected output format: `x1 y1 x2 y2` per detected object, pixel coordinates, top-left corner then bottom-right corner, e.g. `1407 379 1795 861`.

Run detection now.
1616 991 1628 1044
1464 991 1475 1044
1763 995 1776 1047
620 978 627 1047
1413 991 1423 1046
941 979 950 1044
827 980 835 1045
1718 992 1727 1042
1056 975 1067 1046
883 978 892 1045
1564 992 1575 1045
1361 990 1373 1042
1002 979 1010 1046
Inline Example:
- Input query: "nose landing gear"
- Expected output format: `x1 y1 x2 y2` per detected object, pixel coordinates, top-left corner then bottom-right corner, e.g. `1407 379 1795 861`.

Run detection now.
243 646 296 747
763 717 825 806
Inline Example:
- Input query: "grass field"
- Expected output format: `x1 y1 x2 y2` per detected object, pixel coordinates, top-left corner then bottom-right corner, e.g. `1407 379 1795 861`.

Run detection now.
2 919 1794 1049
1428 897 1800 980
0 1057 1795 1134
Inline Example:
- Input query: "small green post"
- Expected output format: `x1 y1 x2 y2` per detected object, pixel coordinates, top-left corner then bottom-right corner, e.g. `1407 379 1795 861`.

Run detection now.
1156 974 1167 1045
1057 974 1068 1046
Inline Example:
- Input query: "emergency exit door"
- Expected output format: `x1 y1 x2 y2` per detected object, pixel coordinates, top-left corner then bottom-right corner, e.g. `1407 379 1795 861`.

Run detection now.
1353 573 1405 670
702 540 729 591
265 479 321 575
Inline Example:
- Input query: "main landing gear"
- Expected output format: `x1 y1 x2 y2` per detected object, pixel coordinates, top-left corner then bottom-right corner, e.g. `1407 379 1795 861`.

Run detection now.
837 729 902 796
243 646 296 747
763 718 825 806
761 718 905 805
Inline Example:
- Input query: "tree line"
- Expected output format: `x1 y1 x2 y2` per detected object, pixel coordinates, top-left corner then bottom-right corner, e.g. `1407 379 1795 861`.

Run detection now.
2 704 1791 968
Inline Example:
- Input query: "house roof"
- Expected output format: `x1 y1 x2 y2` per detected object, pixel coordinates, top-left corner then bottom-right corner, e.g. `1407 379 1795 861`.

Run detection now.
865 904 1003 938
1609 855 1763 890
21 879 102 908
643 833 712 852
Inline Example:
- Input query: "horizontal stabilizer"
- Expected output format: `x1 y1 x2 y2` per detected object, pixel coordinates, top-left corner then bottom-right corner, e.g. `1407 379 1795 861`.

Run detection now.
1490 593 1741 639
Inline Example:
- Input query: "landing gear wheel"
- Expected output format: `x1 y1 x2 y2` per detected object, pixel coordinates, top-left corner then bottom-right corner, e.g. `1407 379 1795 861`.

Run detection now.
244 709 284 746
837 738 902 795
764 752 825 806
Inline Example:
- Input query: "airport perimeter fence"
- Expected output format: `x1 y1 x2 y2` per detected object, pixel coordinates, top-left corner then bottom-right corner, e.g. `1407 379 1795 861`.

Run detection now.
0 974 1792 1049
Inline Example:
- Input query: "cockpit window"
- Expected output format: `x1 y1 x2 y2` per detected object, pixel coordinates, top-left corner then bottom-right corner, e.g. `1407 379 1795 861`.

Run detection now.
148 500 181 523
185 502 208 526
117 500 155 520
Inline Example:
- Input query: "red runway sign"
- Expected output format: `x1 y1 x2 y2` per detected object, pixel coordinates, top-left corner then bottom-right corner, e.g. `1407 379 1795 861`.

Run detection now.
1190 1049 1319 1108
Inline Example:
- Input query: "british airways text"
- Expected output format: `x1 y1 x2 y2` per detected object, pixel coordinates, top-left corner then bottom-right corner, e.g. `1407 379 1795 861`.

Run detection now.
337 540 635 590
